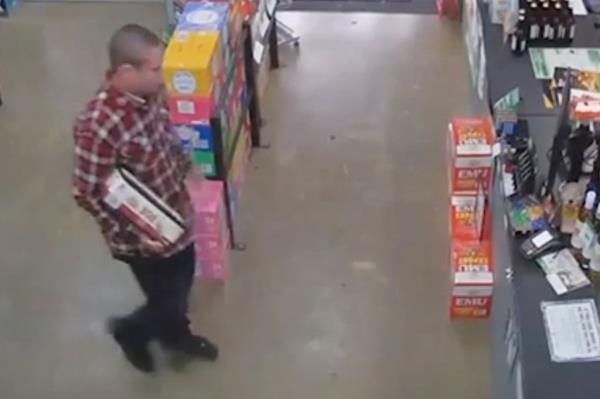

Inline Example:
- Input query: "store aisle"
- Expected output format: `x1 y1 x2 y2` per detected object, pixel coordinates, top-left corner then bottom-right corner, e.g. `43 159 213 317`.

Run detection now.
0 5 490 399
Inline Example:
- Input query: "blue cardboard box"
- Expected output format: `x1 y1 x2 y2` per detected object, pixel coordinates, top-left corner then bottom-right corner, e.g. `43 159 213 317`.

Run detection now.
173 123 215 152
177 2 230 53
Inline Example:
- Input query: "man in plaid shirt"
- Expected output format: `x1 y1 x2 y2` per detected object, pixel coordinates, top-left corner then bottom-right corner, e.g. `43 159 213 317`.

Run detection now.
73 24 217 373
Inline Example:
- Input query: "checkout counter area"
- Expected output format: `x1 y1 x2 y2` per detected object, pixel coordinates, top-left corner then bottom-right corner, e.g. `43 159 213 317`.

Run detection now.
467 2 600 398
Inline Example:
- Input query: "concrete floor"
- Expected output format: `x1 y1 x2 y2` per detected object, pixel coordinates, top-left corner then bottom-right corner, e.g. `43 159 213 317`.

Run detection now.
0 5 490 399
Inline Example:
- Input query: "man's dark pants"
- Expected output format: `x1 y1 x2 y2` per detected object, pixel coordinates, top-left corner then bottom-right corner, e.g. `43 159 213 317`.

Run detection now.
117 244 195 349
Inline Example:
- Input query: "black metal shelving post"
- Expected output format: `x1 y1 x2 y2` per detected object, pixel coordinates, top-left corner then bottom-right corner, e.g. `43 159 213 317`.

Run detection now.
0 0 8 16
243 22 263 148
208 115 244 250
269 16 279 69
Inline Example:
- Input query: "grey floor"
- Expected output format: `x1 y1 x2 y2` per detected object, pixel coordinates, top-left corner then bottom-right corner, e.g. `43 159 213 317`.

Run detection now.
0 4 490 399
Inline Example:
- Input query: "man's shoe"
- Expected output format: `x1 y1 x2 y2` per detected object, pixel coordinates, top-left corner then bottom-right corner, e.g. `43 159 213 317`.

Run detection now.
107 317 155 373
173 335 219 361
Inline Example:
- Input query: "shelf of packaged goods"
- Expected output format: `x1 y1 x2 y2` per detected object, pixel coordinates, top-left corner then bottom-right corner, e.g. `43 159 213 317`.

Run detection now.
225 89 250 171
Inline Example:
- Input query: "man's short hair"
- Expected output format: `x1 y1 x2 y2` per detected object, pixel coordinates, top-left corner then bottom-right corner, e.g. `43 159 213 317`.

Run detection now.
108 24 162 71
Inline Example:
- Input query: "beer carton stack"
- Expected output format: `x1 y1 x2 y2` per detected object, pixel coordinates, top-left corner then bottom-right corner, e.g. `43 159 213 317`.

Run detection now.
163 1 246 177
448 117 496 319
187 179 231 280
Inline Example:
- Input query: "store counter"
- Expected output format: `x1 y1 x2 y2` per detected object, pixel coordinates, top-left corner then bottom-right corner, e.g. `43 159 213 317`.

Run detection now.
481 8 599 116
473 4 600 399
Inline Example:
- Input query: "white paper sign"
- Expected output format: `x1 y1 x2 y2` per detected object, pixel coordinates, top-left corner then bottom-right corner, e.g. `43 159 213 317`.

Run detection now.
541 300 600 362
569 0 588 15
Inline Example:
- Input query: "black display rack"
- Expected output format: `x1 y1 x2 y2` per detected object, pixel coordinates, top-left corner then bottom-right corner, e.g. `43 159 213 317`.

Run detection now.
0 0 9 16
205 15 279 250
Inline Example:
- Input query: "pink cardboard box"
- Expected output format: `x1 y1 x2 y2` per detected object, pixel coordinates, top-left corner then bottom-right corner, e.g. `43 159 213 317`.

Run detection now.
195 244 230 280
187 179 228 236
195 231 229 260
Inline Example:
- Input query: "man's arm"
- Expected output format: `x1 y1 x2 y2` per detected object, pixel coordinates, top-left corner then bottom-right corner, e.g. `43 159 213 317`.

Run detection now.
72 129 119 236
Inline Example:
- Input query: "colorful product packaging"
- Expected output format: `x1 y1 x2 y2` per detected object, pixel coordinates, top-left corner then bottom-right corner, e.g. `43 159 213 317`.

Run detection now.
187 179 228 236
103 168 185 244
197 248 231 280
163 31 224 97
450 240 494 319
178 1 233 70
449 195 491 241
448 118 495 194
229 1 244 49
187 179 231 280
173 123 215 152
178 2 230 48
226 120 251 224
192 149 217 177
167 84 219 125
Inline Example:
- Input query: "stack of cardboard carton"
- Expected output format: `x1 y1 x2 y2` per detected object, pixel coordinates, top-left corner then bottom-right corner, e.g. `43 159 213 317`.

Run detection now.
448 118 496 319
187 179 230 280
163 1 245 177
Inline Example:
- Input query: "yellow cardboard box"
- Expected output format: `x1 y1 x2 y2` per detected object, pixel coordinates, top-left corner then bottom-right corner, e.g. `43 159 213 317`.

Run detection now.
163 31 224 97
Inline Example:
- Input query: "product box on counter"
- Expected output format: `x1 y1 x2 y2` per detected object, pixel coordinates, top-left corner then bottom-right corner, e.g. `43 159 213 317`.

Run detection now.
448 118 495 194
103 167 185 244
450 239 494 319
163 31 225 97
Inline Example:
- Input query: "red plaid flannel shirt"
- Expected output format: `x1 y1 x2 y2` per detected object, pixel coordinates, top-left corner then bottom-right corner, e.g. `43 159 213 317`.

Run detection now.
73 85 194 258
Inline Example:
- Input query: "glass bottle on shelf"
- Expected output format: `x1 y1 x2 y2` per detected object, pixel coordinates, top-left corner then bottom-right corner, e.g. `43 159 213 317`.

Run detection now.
581 200 600 268
555 3 566 40
571 190 596 251
560 182 583 234
589 236 600 284
511 16 528 54
529 13 540 40
568 15 576 41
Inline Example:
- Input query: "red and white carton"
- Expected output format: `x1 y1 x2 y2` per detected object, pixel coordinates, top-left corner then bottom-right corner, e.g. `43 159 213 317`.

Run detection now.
448 118 495 194
450 239 494 319
103 168 185 244
168 93 217 125
449 195 491 241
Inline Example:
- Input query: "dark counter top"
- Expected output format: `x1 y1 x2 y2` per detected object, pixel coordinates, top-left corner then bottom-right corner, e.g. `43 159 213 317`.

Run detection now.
479 4 600 399
481 6 600 116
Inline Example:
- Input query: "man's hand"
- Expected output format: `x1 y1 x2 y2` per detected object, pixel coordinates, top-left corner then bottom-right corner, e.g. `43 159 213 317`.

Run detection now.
140 234 167 254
